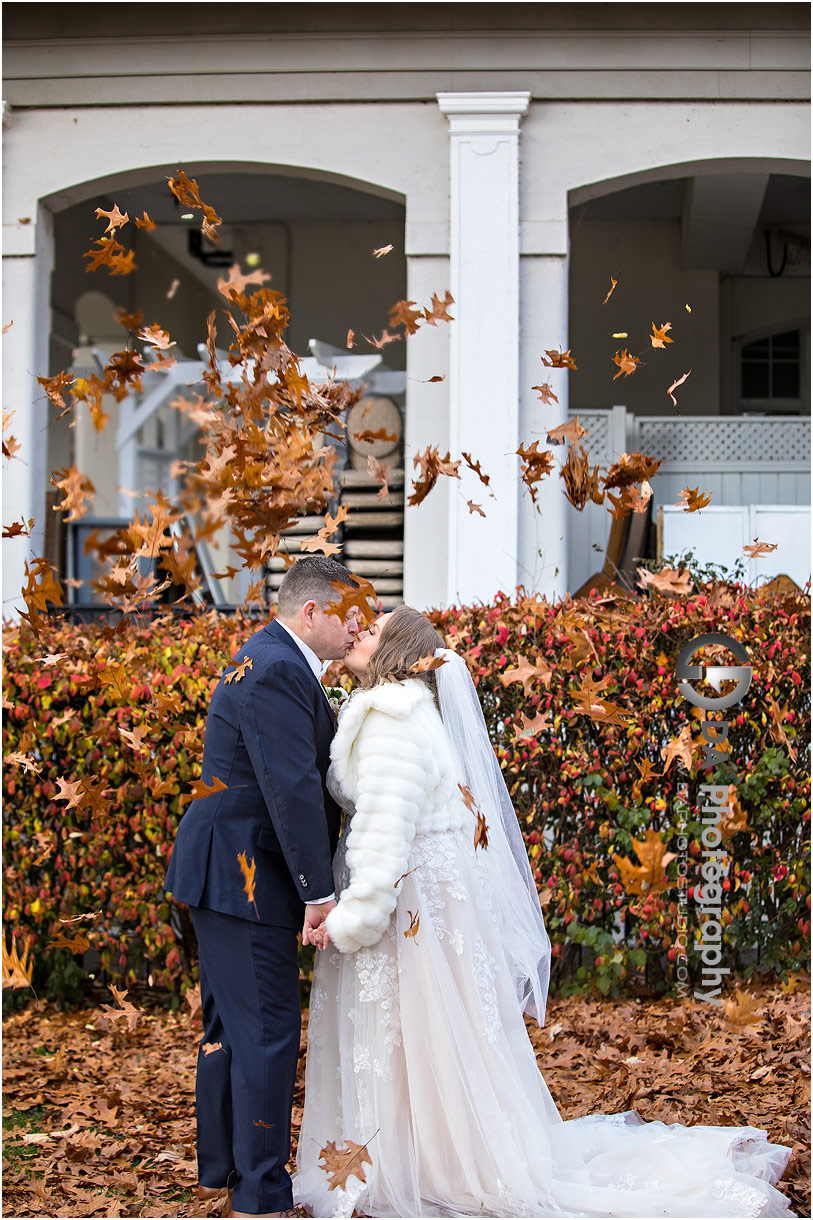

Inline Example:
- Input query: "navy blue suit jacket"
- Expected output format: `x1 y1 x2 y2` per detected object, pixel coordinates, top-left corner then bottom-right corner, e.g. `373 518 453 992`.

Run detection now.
164 619 340 928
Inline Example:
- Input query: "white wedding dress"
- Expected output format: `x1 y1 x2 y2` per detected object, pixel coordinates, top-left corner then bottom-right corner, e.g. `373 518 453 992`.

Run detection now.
293 681 796 1219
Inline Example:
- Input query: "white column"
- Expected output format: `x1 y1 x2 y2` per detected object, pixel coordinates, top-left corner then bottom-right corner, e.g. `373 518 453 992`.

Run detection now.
518 251 570 602
2 204 52 618
437 91 530 605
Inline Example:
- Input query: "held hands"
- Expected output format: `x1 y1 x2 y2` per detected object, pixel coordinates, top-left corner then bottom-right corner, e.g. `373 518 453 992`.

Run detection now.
302 899 336 950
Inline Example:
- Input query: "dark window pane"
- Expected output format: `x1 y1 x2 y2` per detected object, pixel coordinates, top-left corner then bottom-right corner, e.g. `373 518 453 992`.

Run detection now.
742 337 770 359
772 363 800 398
772 330 800 355
742 362 770 398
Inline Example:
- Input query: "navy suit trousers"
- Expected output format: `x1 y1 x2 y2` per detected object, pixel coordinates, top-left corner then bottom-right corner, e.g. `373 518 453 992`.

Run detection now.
190 906 301 1214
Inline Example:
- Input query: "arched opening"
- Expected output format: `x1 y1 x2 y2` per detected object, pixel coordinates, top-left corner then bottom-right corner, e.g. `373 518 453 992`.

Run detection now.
565 162 810 594
44 165 408 610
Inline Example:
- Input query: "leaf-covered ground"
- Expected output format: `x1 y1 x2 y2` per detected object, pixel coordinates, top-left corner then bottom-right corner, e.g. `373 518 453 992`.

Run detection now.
3 975 809 1218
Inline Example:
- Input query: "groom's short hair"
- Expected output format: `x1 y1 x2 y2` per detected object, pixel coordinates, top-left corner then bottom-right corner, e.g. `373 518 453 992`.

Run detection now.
276 555 358 619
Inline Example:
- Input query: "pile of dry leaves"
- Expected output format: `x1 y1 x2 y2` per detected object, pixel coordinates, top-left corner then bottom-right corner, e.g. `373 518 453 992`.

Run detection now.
3 974 809 1218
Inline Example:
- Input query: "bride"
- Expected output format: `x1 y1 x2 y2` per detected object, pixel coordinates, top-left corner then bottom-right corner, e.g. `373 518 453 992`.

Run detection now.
293 606 796 1219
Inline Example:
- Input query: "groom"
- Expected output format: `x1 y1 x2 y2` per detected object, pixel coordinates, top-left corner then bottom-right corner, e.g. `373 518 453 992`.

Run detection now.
165 556 361 1218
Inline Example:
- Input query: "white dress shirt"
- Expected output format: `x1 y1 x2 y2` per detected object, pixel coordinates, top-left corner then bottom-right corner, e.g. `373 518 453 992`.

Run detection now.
276 618 336 906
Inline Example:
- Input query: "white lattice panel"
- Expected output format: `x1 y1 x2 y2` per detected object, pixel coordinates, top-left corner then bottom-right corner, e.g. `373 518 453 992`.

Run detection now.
636 416 810 465
569 410 612 462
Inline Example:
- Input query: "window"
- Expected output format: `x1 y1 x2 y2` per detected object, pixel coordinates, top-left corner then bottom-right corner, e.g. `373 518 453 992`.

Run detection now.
738 325 810 415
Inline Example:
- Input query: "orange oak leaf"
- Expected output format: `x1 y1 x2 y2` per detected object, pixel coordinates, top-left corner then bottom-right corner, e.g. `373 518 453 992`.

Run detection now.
223 656 254 684
116 307 145 331
500 655 553 695
118 724 150 754
367 454 391 500
636 566 694 596
373 244 393 258
532 382 559 405
462 452 491 487
325 573 380 628
516 442 554 503
50 467 96 523
541 348 578 370
743 537 779 558
363 328 401 350
202 1042 224 1056
99 986 142 1033
602 278 618 305
650 321 674 348
394 867 419 888
353 428 397 444
546 417 587 447
611 828 677 897
722 987 764 1028
404 911 420 939
2 320 13 334
660 724 697 774
54 777 85 810
634 758 662 784
186 776 229 801
388 299 423 335
422 290 455 325
2 517 34 539
319 1138 374 1192
168 170 223 244
467 500 486 517
94 204 129 233
346 329 355 348
238 851 259 918
138 324 176 350
2 935 34 991
5 751 42 775
612 349 643 380
667 369 692 408
409 447 461 507
513 709 553 740
408 653 447 673
47 931 91 954
217 263 271 298
676 486 712 512
134 211 157 231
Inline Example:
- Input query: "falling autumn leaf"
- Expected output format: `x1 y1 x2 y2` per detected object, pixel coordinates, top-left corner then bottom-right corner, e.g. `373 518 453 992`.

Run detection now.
2 320 13 334
422 290 455 325
134 210 157 231
409 447 461 507
722 988 764 1027
541 348 578 369
532 382 560 405
612 349 643 380
319 1138 374 1192
466 500 486 517
223 656 254 684
744 538 779 558
667 369 692 408
2 935 34 991
610 828 677 897
461 452 491 487
404 911 420 939
47 931 91 954
408 653 447 672
94 204 129 233
394 867 418 888
650 321 674 348
602 277 618 305
546 417 587 447
388 299 423 335
636 566 693 596
238 851 259 918
98 986 142 1033
516 442 555 503
353 428 397 445
373 244 393 258
346 328 354 348
168 170 222 244
676 486 712 512
184 776 229 802
202 1042 224 1057
500 655 553 695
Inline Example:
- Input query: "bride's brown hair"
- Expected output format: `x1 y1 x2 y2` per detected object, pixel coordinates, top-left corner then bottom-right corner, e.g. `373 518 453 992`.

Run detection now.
362 605 445 704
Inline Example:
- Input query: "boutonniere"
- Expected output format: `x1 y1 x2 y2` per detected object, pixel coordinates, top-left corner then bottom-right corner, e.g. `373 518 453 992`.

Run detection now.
323 685 349 718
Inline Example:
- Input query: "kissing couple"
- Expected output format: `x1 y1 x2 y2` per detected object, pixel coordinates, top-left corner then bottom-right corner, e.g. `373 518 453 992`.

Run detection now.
165 556 796 1218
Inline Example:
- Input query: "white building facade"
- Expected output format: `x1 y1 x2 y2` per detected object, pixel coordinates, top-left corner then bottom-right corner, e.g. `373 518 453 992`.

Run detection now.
2 5 810 613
